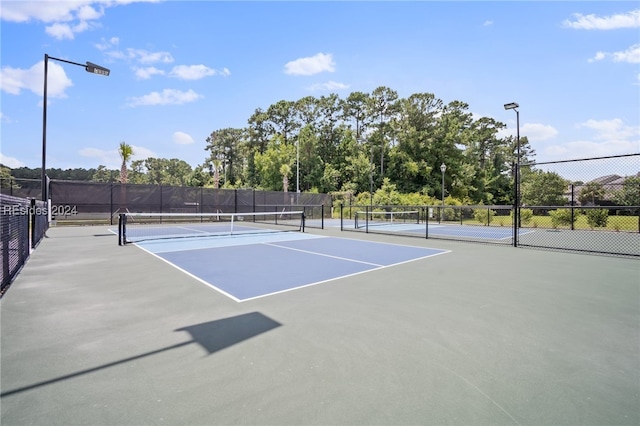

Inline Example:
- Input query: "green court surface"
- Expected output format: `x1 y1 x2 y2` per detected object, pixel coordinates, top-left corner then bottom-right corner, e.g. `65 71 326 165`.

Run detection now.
1 225 638 425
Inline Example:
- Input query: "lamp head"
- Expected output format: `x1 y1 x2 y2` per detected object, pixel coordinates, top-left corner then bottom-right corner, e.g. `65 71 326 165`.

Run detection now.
85 61 110 76
440 163 447 173
504 102 519 110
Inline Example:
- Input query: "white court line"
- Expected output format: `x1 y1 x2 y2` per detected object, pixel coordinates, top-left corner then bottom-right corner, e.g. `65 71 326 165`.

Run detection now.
176 225 210 234
130 234 450 303
131 243 243 303
239 247 450 303
263 242 384 267
436 362 521 425
137 232 325 254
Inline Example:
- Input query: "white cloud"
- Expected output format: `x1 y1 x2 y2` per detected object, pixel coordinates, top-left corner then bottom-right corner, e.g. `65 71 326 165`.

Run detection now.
285 53 335 76
0 0 157 39
0 153 25 168
126 48 174 64
483 20 493 27
104 47 174 64
134 66 165 80
521 123 558 141
562 10 640 30
78 147 120 166
307 81 350 91
497 121 558 142
95 36 120 51
589 44 640 64
77 4 102 21
173 131 194 145
579 118 639 141
541 118 640 161
169 65 217 80
0 1 85 23
612 44 640 63
130 145 156 161
0 61 73 98
45 22 75 39
126 89 202 107
542 140 639 160
45 20 97 40
7 2 105 40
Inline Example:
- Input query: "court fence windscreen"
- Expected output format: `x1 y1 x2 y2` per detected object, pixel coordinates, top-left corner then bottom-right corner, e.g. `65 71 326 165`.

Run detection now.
118 210 305 245
0 179 330 229
1 194 49 293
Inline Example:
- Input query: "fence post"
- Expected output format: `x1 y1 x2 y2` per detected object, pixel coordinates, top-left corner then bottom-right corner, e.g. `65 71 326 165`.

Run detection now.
365 205 369 233
2 215 9 287
425 206 429 239
571 184 575 231
30 198 36 249
109 183 114 225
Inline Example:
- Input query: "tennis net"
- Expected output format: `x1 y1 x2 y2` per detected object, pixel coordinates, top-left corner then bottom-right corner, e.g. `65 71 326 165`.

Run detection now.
354 210 420 229
118 211 305 245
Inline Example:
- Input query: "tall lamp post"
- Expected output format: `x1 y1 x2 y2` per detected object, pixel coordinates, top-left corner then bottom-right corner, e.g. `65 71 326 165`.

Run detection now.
42 54 110 201
296 139 300 203
504 102 520 247
440 163 446 206
440 163 446 224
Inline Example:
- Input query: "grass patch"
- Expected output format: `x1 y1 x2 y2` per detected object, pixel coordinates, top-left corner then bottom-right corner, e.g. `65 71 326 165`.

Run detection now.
462 215 638 231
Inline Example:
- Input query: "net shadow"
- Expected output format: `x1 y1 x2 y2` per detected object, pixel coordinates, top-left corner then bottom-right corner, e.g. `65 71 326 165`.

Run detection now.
0 312 281 397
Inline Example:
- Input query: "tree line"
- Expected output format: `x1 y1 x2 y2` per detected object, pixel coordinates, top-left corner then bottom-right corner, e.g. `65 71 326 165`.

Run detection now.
5 85 636 206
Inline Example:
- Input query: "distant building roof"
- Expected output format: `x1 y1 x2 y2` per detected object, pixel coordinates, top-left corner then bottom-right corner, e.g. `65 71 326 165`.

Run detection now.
589 174 622 185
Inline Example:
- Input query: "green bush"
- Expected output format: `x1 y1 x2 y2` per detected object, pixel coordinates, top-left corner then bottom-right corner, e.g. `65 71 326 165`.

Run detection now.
474 208 496 225
586 209 609 229
549 208 577 228
510 208 533 226
519 208 533 225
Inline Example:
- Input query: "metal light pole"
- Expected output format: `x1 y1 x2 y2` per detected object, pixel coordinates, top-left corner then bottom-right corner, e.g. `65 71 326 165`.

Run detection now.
296 139 300 203
440 163 446 206
504 102 520 247
440 163 446 224
369 142 374 207
42 54 110 201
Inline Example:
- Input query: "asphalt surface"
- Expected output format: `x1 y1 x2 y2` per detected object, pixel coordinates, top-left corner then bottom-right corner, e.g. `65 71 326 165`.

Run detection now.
1 225 638 425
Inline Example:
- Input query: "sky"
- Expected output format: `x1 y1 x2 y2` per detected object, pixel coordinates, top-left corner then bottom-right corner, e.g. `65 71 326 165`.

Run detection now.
1 1 639 176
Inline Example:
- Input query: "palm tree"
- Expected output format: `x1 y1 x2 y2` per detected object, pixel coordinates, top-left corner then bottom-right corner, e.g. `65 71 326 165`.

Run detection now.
280 164 291 192
117 142 134 214
118 142 134 184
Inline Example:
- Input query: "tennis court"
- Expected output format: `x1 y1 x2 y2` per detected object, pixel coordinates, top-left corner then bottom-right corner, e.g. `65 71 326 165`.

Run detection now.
116 211 447 301
1 220 638 425
134 233 447 302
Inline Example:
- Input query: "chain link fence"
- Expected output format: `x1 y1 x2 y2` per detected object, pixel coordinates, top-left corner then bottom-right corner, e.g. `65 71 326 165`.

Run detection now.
337 154 638 257
1 194 48 294
518 154 639 256
340 204 517 246
2 153 637 257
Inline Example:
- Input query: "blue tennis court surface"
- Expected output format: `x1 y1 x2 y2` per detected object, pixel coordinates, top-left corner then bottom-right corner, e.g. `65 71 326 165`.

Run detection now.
134 233 448 302
325 219 533 240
